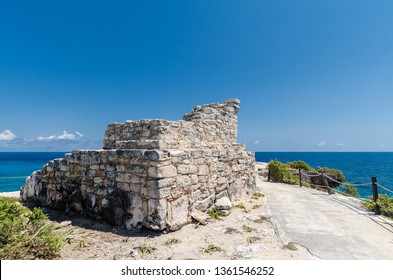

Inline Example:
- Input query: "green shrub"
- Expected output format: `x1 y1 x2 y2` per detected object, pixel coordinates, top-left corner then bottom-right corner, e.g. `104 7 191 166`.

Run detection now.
267 160 299 185
0 197 64 259
362 194 393 217
287 161 316 172
317 167 344 182
343 185 359 197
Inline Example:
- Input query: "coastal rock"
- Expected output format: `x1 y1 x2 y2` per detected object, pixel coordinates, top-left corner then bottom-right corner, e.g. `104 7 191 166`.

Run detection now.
234 244 265 259
20 99 256 231
215 196 232 210
190 209 209 225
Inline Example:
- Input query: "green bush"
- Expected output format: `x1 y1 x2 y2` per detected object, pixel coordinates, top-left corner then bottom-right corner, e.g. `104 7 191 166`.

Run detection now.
317 167 345 182
267 160 299 185
362 194 393 218
287 161 316 172
342 185 359 197
0 197 64 259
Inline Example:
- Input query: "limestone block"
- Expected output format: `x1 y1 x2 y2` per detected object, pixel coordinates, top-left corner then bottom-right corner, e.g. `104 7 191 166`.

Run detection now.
148 165 177 178
176 175 192 188
215 196 232 210
116 166 126 172
190 174 198 185
124 193 144 230
167 196 190 231
198 165 209 176
146 199 167 230
127 165 146 175
94 177 103 184
177 165 198 175
198 176 208 183
149 186 171 199
118 182 130 192
194 193 215 212
190 209 209 225
158 178 175 188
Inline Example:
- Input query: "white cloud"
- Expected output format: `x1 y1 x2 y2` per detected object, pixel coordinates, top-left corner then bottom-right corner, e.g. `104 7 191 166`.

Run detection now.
37 135 56 141
0 129 16 141
57 131 76 140
317 141 326 147
380 144 387 148
75 131 84 138
37 131 84 141
253 140 261 145
337 143 345 147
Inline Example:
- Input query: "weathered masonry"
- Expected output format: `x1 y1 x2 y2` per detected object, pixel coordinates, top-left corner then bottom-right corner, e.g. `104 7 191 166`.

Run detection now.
21 99 256 230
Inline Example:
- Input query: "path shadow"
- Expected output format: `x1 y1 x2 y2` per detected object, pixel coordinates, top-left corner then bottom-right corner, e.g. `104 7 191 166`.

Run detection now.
21 201 164 239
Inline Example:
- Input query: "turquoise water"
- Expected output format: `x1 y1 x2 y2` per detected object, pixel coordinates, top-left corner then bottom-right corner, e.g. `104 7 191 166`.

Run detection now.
0 152 66 192
255 152 393 198
1 152 393 198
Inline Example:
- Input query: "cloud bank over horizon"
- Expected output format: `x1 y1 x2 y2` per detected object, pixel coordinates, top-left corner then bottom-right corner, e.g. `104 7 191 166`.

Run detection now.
0 129 101 151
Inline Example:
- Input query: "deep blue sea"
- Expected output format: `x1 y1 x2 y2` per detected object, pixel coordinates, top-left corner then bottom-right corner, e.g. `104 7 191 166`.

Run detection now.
0 152 66 193
1 152 393 198
256 152 393 198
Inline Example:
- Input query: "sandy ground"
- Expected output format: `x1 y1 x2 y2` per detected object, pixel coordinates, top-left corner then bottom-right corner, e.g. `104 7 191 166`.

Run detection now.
0 179 314 260
0 191 20 197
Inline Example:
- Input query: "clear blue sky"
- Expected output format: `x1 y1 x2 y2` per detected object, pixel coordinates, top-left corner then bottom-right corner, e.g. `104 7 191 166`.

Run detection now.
1 0 392 152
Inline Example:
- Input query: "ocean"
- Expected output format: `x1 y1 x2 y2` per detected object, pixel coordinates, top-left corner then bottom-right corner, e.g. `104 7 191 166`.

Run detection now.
0 152 66 193
255 152 393 198
1 152 393 198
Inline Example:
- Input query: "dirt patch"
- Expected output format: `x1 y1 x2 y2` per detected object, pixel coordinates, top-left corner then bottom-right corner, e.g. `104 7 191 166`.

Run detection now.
46 190 315 260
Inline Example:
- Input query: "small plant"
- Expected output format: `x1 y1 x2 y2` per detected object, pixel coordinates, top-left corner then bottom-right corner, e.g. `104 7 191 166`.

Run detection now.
65 237 75 244
88 254 99 259
317 167 345 182
287 161 316 172
194 222 201 229
267 160 300 185
342 184 359 197
78 240 89 248
247 236 261 244
122 237 129 243
362 194 393 218
224 227 239 234
252 204 262 209
208 209 223 220
253 217 266 223
242 225 254 232
252 192 265 199
138 243 155 257
233 202 249 213
200 245 221 254
0 197 64 259
113 254 120 260
284 242 298 251
165 238 181 245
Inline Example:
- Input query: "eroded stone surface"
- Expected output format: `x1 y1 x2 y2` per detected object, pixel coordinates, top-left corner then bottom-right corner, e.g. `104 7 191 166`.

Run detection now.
21 99 256 231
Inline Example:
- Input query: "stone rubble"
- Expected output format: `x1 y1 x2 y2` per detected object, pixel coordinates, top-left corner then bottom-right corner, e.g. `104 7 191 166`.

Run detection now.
21 99 256 231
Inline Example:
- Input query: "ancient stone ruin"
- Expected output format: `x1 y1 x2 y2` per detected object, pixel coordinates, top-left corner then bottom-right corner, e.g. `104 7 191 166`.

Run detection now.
21 99 256 231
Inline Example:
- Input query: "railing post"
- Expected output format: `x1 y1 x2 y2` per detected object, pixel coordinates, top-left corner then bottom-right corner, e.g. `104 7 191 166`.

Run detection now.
372 176 380 215
299 168 302 187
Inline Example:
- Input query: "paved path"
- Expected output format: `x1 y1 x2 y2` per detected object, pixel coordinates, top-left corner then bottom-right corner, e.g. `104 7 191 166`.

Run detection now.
258 178 393 259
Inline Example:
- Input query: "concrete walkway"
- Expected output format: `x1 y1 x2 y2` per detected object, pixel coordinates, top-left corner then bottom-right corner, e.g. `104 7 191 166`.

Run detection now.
258 178 393 259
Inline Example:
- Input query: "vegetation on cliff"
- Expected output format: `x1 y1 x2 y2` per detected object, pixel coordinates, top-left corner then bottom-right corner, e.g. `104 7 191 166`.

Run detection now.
362 194 393 218
267 160 300 185
0 197 64 259
267 160 354 195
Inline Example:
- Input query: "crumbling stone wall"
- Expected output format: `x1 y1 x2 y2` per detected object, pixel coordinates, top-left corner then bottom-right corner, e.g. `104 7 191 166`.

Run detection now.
21 99 256 231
